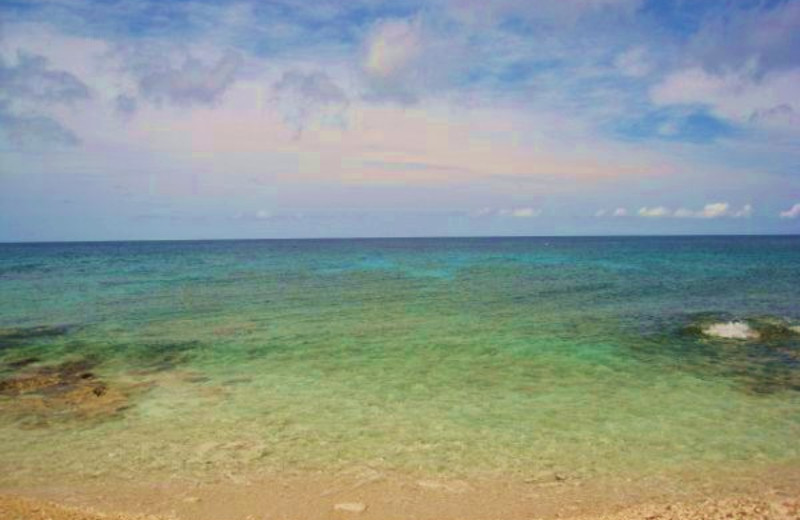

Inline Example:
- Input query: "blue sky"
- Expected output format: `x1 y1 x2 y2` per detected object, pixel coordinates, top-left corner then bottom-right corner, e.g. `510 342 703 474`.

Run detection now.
1 0 799 240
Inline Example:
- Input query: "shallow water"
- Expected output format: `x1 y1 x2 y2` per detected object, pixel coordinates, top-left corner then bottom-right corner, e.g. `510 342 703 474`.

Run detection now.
0 236 798 485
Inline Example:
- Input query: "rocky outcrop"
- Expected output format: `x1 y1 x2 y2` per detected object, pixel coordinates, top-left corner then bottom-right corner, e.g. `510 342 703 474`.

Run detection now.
0 358 148 426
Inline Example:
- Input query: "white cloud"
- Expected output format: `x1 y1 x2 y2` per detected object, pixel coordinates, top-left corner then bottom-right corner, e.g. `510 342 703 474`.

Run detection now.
0 101 80 146
510 207 542 218
693 202 752 218
272 70 349 135
360 16 469 103
362 17 424 103
612 207 628 217
364 18 423 80
594 209 607 217
638 206 671 218
688 1 800 75
614 46 651 78
651 66 800 133
0 51 91 104
136 51 243 107
475 207 542 218
0 50 90 147
642 203 752 219
780 203 800 219
699 202 731 218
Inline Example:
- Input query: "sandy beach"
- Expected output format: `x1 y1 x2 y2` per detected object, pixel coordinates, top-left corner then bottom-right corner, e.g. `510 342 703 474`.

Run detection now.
2 491 799 520
3 463 800 520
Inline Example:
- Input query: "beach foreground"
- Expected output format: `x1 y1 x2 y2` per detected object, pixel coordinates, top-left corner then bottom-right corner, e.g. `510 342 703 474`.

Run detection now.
3 464 800 520
2 238 798 519
2 490 799 520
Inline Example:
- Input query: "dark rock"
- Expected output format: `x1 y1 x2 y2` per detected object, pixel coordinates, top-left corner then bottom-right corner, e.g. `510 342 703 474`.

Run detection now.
184 375 211 384
0 358 148 425
0 325 74 351
222 377 252 386
6 357 41 369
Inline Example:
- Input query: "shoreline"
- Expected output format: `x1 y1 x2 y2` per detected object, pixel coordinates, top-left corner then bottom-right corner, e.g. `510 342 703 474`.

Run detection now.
2 491 798 520
3 464 799 520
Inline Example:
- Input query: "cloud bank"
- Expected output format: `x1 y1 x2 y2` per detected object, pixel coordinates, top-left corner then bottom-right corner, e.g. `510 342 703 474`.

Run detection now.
0 0 798 240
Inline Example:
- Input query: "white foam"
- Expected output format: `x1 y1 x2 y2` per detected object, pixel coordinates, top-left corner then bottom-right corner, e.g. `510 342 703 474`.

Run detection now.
702 321 759 340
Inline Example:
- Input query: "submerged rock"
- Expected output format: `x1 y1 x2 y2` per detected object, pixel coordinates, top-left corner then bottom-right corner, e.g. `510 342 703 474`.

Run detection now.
0 324 73 350
5 356 41 369
0 358 147 425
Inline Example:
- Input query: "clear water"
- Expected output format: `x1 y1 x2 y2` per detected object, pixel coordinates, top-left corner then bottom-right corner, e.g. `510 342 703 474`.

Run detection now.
1 237 798 485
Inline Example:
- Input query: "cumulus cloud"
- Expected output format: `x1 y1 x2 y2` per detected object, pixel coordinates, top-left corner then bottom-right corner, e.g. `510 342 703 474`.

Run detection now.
233 209 306 222
473 207 542 218
364 18 423 80
0 50 90 104
362 17 425 103
780 203 800 219
361 16 466 103
652 2 800 136
652 66 799 127
638 206 671 218
690 203 751 218
137 51 243 107
272 70 349 134
0 51 88 146
639 203 752 219
507 207 542 218
688 1 800 76
0 101 80 146
274 70 348 106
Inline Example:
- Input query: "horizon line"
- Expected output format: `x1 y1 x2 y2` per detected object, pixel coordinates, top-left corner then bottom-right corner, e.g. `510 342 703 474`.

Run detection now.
2 232 800 245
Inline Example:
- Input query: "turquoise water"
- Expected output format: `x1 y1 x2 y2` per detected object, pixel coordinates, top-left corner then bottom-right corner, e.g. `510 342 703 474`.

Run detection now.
0 237 798 485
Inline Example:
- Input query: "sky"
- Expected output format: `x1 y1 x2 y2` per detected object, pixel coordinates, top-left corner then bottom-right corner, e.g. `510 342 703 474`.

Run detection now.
0 0 799 241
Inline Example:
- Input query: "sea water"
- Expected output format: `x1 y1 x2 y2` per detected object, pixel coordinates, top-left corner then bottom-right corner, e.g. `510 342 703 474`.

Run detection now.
0 236 798 486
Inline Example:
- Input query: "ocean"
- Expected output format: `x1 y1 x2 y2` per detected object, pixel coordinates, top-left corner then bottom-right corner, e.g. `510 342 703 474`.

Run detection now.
1 236 798 488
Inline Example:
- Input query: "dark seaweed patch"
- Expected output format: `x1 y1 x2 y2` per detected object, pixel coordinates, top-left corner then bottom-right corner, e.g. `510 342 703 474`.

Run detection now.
6 356 41 369
0 325 73 349
108 340 201 372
